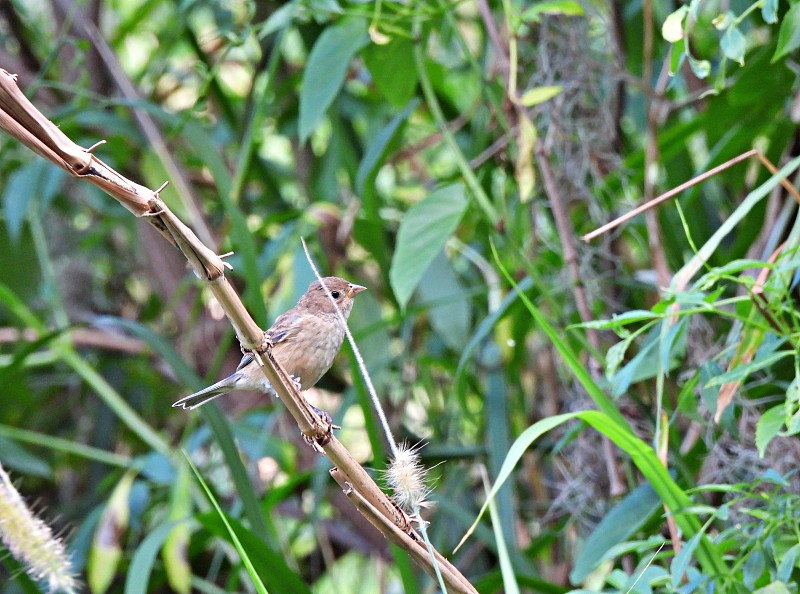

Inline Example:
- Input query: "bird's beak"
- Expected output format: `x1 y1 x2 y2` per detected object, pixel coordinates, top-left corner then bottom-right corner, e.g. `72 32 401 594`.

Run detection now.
347 284 367 298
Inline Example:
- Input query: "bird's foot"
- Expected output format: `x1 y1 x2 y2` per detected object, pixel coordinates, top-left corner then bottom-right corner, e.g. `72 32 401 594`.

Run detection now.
302 403 339 453
290 375 303 392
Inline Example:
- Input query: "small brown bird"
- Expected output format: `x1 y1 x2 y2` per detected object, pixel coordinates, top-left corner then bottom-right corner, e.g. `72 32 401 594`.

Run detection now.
173 277 366 410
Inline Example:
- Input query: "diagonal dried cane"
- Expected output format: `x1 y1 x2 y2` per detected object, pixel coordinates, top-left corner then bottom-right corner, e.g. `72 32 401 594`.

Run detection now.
0 69 477 594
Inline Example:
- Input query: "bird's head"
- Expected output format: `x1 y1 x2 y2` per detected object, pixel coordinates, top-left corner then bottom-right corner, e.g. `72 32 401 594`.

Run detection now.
300 276 367 318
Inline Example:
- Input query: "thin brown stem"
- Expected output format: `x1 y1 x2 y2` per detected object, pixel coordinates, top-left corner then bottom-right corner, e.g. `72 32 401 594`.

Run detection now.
536 146 627 497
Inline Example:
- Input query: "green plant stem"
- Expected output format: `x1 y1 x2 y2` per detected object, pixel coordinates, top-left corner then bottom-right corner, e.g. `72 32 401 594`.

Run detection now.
185 453 270 594
412 16 499 223
0 424 131 467
60 348 171 456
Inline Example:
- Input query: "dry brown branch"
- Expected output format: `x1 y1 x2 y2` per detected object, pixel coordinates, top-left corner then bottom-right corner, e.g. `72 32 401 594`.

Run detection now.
581 149 800 242
0 69 476 593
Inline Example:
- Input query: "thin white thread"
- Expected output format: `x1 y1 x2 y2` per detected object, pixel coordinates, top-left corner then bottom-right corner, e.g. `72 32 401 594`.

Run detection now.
300 238 399 457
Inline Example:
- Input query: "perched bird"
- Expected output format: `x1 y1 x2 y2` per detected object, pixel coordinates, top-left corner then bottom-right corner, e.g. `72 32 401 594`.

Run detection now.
173 277 366 410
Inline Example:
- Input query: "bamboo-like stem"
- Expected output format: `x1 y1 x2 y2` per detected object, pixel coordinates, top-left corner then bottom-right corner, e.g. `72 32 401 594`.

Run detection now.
0 68 476 592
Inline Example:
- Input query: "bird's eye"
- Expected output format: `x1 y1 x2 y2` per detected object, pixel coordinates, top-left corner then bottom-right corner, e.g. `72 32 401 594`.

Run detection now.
331 291 341 299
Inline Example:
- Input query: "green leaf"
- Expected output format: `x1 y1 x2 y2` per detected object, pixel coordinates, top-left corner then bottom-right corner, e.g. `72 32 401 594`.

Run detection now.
416 251 472 350
456 277 535 381
482 471 521 594
355 99 419 197
389 184 468 308
363 36 418 107
670 530 704 588
721 26 746 65
687 54 711 78
2 161 61 242
457 409 726 577
773 2 800 62
299 17 369 142
196 512 313 594
777 543 800 582
704 350 792 387
570 481 663 584
754 582 792 594
162 462 192 594
514 112 537 202
669 38 686 75
518 86 561 107
0 436 51 478
89 471 136 594
662 6 688 42
756 405 785 457
186 454 271 594
521 0 584 21
762 0 778 24
125 520 187 594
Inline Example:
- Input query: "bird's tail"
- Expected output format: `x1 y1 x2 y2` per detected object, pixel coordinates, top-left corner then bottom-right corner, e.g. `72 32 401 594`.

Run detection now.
172 374 240 410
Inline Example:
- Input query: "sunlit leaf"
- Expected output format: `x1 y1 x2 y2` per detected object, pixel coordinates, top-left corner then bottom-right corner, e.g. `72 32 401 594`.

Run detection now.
762 0 778 24
518 85 561 107
514 112 537 202
721 26 746 65
390 184 468 308
772 2 800 63
662 6 688 42
299 17 369 142
521 0 584 22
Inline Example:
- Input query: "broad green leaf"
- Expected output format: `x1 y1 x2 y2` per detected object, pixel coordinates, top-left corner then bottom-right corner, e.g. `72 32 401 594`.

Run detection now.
2 161 61 242
521 0 584 21
777 543 800 582
721 26 746 65
519 86 561 107
363 36 418 107
762 0 778 24
355 99 419 197
756 405 784 457
299 17 369 142
743 550 766 590
456 277 535 380
416 251 471 350
570 481 663 584
390 184 468 308
662 6 688 42
773 2 800 62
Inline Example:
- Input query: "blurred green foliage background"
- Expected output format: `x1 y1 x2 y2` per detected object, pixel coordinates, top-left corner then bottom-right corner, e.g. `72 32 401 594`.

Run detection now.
1 0 800 592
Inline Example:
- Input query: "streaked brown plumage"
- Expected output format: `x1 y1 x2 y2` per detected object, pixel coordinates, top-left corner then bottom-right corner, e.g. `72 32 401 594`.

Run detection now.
172 277 366 410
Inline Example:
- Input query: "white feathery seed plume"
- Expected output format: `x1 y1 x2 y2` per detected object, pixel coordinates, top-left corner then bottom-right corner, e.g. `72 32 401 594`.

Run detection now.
0 462 78 593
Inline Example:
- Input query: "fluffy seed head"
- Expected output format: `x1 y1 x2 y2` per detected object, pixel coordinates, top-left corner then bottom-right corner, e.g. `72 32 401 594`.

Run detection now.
385 442 432 512
0 464 79 593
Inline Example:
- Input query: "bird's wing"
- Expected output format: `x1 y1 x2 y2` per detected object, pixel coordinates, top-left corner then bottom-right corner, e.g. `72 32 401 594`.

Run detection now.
235 311 306 371
265 311 305 344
